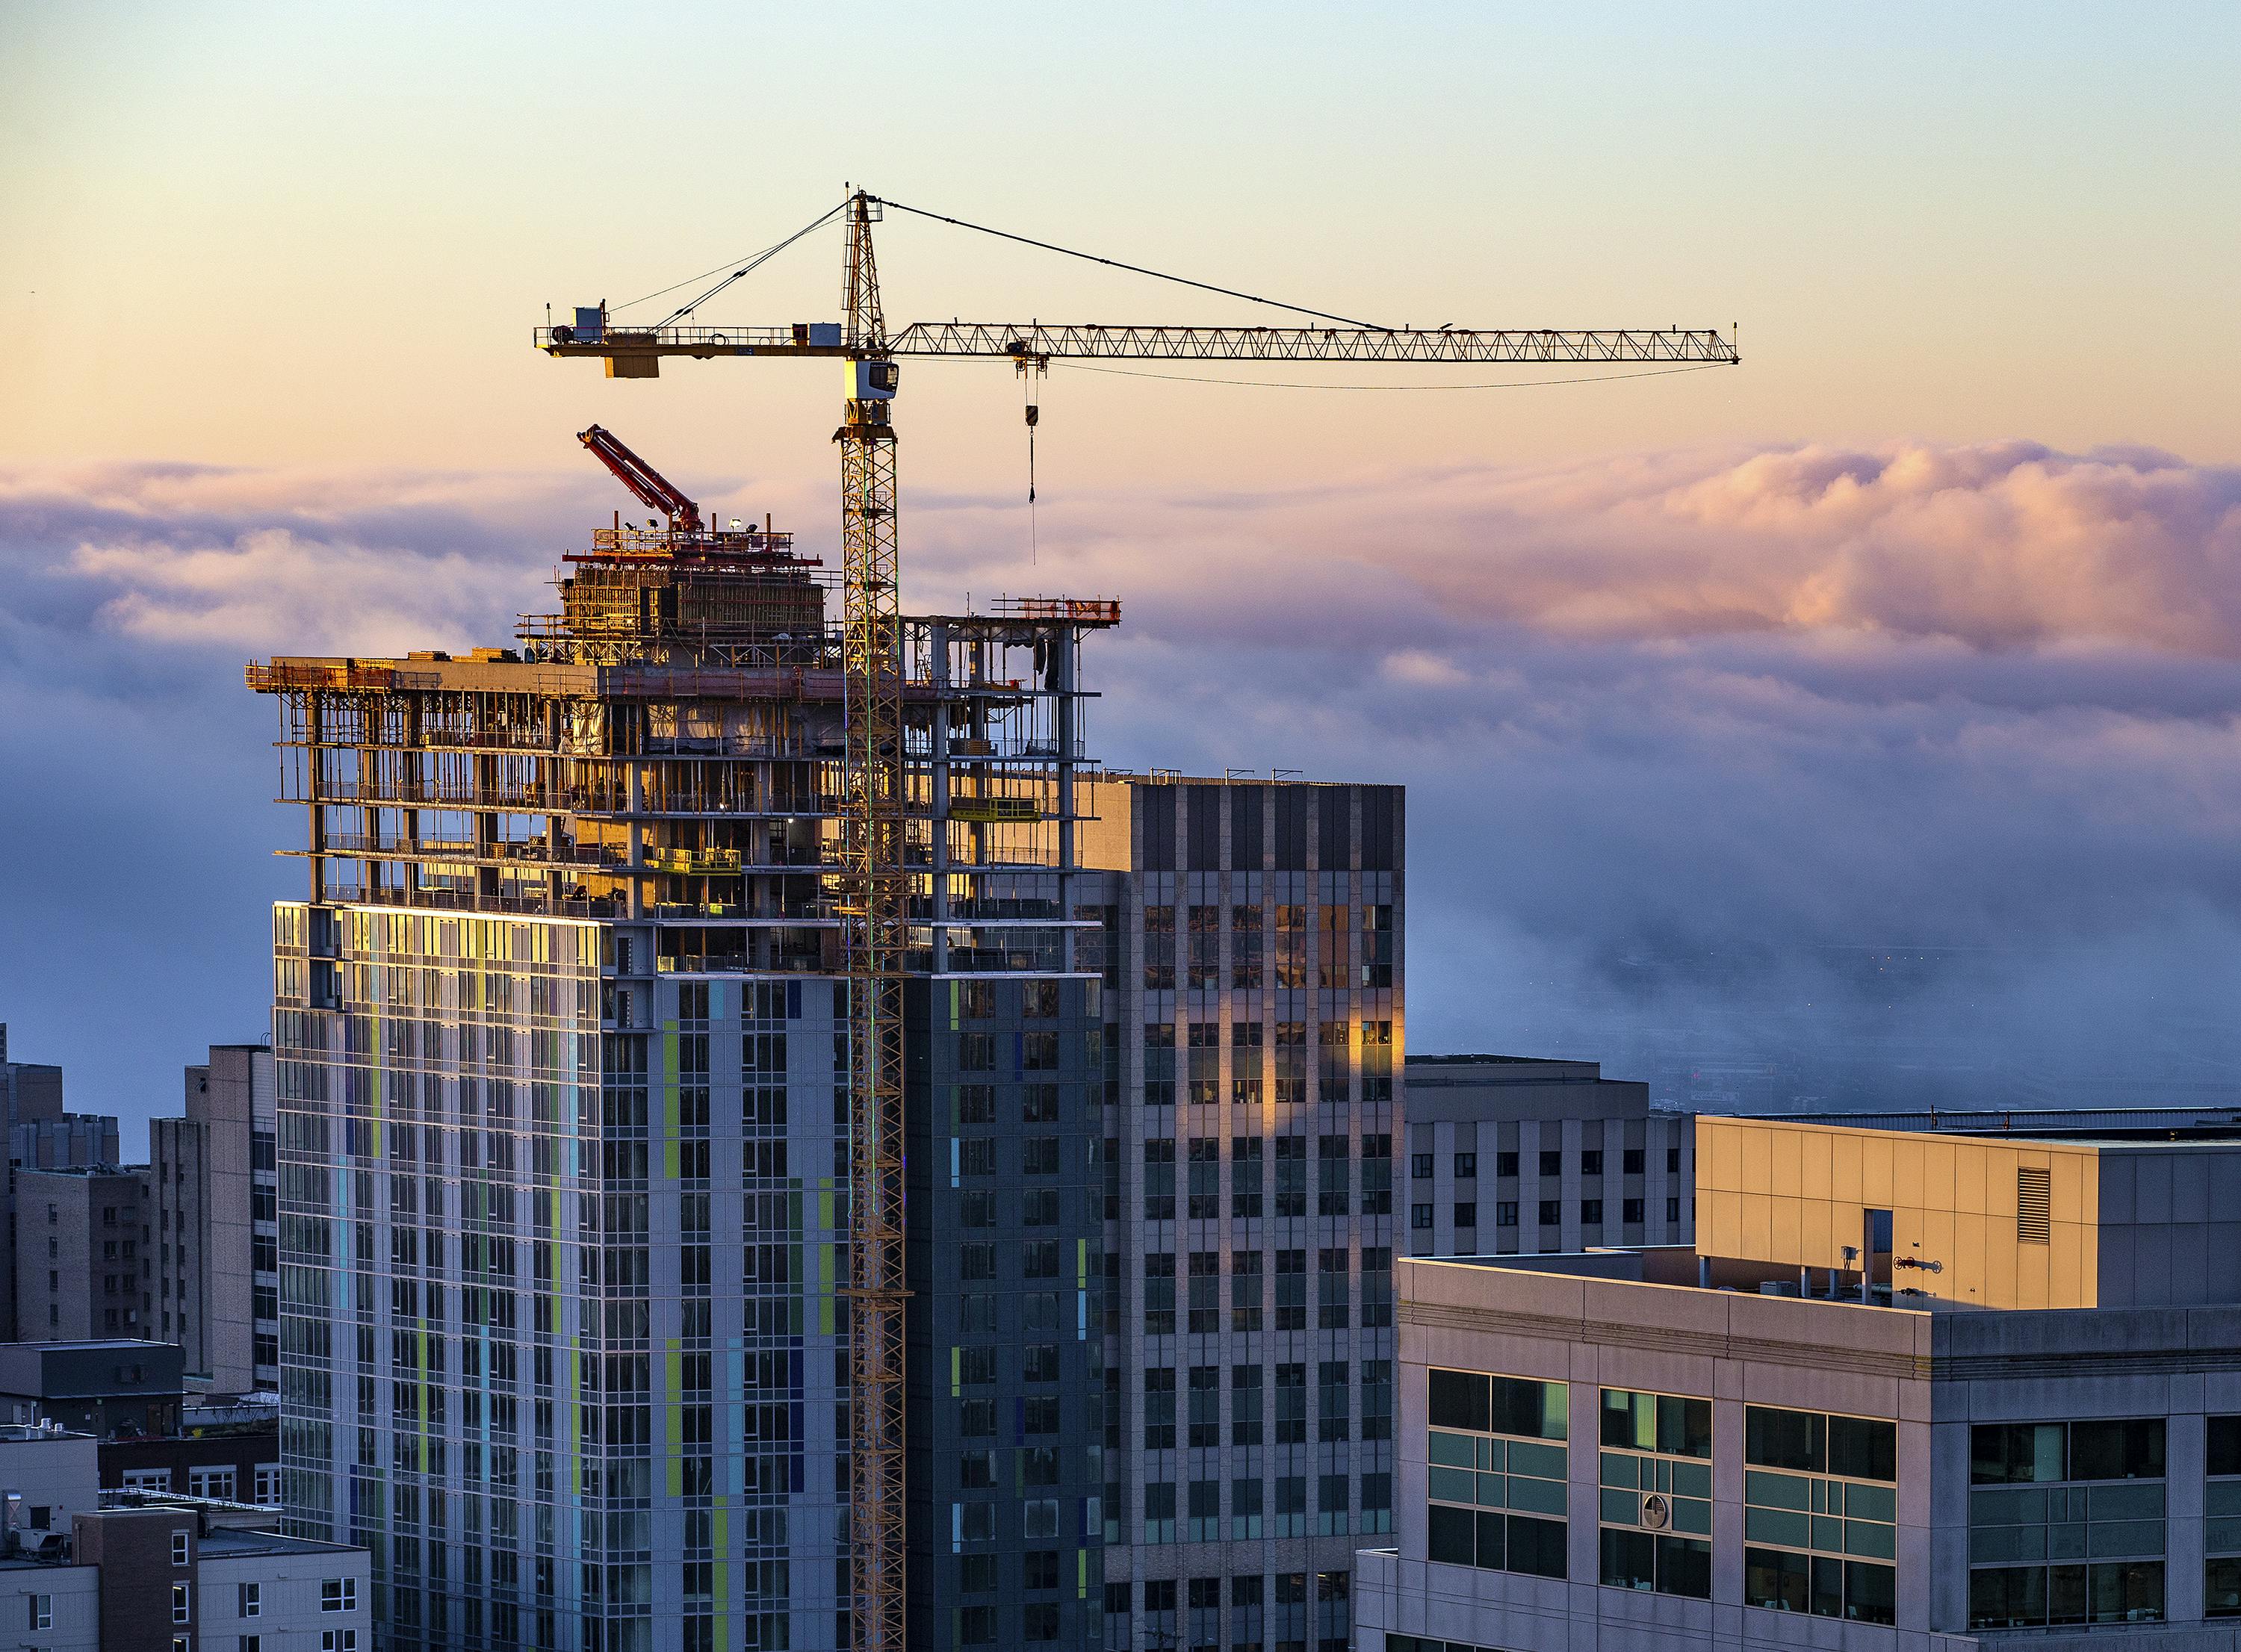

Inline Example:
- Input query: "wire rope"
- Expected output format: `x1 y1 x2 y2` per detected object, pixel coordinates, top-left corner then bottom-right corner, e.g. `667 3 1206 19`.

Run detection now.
872 196 1387 330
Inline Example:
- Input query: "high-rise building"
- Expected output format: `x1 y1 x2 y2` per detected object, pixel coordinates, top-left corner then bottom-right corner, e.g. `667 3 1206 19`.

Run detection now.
0 1027 120 1341
150 1044 279 1391
1080 776 1401 1652
1401 1055 1694 1260
12 1171 149 1343
252 506 1118 1652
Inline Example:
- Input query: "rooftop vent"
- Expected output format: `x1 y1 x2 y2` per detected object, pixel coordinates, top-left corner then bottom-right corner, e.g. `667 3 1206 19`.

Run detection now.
2017 1167 2051 1246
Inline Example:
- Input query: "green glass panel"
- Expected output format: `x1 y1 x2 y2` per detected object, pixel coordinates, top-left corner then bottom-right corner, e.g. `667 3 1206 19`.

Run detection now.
1846 1519 1897 1559
1811 1479 1827 1514
1429 1432 1475 1469
2206 1482 2241 1520
2086 1482 2164 1522
2086 1518 2163 1558
1971 1487 2046 1527
1476 1473 1506 1509
1745 1507 1811 1547
1969 1523 2046 1564
2050 1521 2088 1559
1479 1436 1504 1472
1747 1471 1811 1512
1428 1467 1475 1505
1654 1459 1671 1493
1600 1453 1638 1490
1602 1488 1642 1525
1673 1497 1712 1536
1845 1482 1896 1523
1813 1515 1844 1551
2204 1515 2241 1553
1507 1474 1569 1517
1507 1441 1567 1482
1671 1461 1712 1500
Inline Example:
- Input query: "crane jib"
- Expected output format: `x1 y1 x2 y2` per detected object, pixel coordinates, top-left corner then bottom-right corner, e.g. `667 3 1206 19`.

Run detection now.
539 323 1738 365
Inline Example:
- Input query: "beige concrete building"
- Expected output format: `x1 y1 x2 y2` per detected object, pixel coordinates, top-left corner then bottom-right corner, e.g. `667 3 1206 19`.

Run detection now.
1697 1117 2241 1311
1356 1117 2241 1650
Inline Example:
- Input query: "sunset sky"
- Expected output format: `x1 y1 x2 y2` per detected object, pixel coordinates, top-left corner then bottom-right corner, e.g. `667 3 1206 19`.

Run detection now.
5 3 2241 1137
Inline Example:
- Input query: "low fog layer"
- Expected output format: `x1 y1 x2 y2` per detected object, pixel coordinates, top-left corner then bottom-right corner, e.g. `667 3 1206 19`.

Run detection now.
7 440 2240 1126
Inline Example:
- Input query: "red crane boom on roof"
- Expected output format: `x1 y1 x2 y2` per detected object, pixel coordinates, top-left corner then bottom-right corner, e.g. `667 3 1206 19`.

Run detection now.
577 423 704 534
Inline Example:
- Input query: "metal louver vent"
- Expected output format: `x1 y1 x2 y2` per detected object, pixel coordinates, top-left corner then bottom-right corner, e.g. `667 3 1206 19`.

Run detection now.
2017 1167 2052 1245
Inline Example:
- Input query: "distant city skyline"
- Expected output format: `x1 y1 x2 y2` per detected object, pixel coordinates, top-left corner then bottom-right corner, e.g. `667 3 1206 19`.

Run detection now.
6 4 2241 1136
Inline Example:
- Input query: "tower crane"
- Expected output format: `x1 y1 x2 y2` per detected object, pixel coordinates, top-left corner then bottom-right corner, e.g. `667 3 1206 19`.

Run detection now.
538 189 1738 1652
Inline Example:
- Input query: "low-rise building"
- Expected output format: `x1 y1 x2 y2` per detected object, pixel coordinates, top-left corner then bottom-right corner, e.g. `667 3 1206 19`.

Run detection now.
0 1342 184 1438
1356 1116 2241 1649
0 1423 368 1652
1403 1056 1693 1258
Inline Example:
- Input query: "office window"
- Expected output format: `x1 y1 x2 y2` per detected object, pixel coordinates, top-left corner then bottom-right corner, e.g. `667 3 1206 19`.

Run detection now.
1600 1387 1714 1600
1453 1202 1476 1229
1743 1405 1897 1624
173 1531 190 1565
1537 1199 1560 1227
1231 1365 1264 1447
1538 1149 1561 1177
1453 1152 1477 1179
1623 1198 1645 1224
1231 1249 1263 1332
1411 1152 1434 1180
1581 1149 1603 1176
2208 1416 2241 1617
1581 1199 1604 1226
1969 1419 2169 1630
173 1583 191 1624
1410 1203 1433 1230
1667 1146 1682 1173
1495 1150 1519 1179
1426 1369 1569 1581
241 1582 261 1617
1495 1201 1518 1228
1667 1196 1681 1223
322 1577 358 1612
1623 1147 1645 1175
28 1594 52 1630
322 1636 359 1652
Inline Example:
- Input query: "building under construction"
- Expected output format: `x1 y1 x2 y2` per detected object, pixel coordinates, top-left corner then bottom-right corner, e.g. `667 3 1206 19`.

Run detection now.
255 435 1408 1652
255 448 1117 1652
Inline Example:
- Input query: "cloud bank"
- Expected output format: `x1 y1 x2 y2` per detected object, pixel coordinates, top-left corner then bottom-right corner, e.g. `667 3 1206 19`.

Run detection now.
9 441 2241 1126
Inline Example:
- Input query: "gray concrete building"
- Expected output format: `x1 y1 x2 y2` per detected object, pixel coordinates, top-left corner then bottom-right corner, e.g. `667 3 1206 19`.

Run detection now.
1083 774 1401 1652
1356 1116 2241 1650
0 1027 120 1343
1402 1057 1693 1261
151 1044 278 1391
11 1173 148 1344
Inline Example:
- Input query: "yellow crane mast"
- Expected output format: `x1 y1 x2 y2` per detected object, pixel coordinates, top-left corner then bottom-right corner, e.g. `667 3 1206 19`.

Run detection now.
539 187 1738 1652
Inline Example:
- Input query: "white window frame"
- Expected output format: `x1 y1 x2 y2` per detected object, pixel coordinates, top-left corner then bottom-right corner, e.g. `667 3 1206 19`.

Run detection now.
240 1580 261 1618
172 1581 191 1623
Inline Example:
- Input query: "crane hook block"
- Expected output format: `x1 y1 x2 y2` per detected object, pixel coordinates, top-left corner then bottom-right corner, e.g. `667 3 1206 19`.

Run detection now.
1024 405 1039 429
